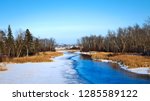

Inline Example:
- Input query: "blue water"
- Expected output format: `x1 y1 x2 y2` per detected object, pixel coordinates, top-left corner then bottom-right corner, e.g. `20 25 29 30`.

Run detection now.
69 53 150 84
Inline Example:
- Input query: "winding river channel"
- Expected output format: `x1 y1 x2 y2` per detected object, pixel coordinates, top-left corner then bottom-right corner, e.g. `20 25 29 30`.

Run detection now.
0 52 150 84
68 52 150 84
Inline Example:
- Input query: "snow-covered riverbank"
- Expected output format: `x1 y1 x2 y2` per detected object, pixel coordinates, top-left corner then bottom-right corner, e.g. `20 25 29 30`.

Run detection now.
99 59 150 75
0 53 79 84
81 52 150 75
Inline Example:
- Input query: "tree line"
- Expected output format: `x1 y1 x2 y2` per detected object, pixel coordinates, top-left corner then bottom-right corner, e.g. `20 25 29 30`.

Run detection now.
0 25 56 59
78 18 150 56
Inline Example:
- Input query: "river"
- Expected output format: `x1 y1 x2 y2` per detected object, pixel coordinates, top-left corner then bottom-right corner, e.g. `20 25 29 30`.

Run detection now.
67 52 150 84
0 52 150 84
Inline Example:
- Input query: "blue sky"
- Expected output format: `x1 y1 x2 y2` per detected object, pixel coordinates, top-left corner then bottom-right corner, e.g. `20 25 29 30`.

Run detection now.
0 0 150 44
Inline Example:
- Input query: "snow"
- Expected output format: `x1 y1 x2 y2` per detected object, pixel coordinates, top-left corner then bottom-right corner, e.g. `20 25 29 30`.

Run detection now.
0 53 79 84
101 59 113 63
117 63 150 75
99 59 150 75
0 51 149 84
129 68 150 75
81 52 96 55
82 51 150 75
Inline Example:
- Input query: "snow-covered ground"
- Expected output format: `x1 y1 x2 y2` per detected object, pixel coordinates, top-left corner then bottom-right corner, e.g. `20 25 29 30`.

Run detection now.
128 68 150 74
0 53 79 84
100 59 150 75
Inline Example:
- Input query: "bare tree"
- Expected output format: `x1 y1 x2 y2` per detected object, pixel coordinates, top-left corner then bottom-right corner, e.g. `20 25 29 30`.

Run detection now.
78 18 150 56
15 31 25 57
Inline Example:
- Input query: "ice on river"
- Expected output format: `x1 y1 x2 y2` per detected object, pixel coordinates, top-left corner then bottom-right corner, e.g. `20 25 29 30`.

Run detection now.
0 53 79 84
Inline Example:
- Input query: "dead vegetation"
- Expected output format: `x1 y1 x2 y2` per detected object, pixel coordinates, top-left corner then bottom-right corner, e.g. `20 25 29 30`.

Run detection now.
91 52 150 68
2 51 63 63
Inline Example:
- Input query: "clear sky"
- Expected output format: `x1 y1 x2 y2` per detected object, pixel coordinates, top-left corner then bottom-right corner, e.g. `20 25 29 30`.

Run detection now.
0 0 150 44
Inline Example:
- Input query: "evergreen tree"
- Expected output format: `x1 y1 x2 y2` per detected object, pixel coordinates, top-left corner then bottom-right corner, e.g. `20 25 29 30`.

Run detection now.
7 25 14 57
0 30 5 55
25 29 33 56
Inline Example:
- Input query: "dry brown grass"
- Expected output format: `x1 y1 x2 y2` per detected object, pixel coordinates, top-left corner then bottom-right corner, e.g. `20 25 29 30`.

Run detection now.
91 52 150 68
3 51 63 63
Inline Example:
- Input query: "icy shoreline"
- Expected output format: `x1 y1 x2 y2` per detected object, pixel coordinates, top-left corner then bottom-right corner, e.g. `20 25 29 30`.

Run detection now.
96 59 150 75
81 52 150 75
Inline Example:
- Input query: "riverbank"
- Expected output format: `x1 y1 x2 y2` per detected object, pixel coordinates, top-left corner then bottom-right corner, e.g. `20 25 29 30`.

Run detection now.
2 51 63 63
81 52 150 75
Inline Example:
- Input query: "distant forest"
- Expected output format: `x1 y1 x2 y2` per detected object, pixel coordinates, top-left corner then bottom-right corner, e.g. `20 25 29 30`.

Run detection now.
1 18 150 60
78 18 150 56
0 25 56 59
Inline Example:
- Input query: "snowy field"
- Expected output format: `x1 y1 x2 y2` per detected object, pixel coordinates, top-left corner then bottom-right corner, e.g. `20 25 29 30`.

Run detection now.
0 53 79 84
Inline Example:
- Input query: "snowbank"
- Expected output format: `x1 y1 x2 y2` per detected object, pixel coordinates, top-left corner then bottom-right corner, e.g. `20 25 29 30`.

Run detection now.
128 68 150 75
